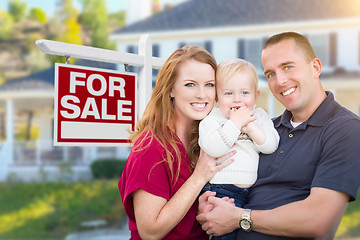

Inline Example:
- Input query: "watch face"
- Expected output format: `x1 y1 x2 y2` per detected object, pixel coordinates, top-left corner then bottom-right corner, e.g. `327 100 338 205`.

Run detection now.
240 219 251 231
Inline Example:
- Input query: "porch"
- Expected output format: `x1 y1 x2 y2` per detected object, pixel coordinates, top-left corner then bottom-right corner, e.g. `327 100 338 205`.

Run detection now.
0 139 130 182
0 60 131 182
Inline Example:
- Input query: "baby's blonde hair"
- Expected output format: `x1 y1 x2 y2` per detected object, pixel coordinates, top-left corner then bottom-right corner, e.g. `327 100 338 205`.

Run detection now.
216 59 259 90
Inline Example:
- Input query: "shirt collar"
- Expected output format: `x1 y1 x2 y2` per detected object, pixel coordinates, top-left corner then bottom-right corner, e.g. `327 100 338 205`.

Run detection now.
275 91 338 129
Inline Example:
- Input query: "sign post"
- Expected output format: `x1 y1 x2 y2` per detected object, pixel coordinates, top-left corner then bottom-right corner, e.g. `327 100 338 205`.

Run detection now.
54 63 137 146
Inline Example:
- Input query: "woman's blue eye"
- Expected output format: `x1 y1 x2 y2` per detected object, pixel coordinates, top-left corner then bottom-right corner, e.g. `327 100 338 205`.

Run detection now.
206 83 215 87
185 83 195 87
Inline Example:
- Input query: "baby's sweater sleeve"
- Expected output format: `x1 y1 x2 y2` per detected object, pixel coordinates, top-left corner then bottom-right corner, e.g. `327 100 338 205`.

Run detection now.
253 108 280 154
199 110 240 158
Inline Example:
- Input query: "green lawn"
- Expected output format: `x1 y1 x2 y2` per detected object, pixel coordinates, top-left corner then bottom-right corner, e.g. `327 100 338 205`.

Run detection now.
0 180 125 239
337 191 360 238
0 181 359 239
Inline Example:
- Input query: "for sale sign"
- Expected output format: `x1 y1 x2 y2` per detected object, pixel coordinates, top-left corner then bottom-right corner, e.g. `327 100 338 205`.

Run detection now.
54 63 137 146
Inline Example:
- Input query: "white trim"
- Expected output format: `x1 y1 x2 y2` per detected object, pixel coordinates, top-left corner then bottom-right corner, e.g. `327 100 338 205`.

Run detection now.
0 91 54 99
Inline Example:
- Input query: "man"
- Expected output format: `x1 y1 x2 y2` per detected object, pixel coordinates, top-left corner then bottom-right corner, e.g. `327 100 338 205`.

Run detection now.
197 32 360 239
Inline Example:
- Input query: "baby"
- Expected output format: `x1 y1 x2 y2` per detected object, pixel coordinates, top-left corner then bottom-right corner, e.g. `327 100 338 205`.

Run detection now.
199 59 280 240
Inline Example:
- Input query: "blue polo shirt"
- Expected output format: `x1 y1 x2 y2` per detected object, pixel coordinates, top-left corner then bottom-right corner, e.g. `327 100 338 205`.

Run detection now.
237 92 360 240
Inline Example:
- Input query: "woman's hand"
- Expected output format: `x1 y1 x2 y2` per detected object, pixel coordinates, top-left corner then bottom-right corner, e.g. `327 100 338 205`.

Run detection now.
192 150 235 185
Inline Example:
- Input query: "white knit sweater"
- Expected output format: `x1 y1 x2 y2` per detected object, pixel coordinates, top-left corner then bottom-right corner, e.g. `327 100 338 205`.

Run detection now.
199 107 279 186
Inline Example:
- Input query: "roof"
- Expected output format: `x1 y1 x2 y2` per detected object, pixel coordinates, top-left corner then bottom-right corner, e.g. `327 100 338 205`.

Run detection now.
115 0 360 34
0 60 116 92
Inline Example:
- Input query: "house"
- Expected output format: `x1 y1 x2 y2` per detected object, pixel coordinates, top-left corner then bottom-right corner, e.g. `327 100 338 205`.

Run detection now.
0 60 130 182
1 0 360 181
111 0 360 117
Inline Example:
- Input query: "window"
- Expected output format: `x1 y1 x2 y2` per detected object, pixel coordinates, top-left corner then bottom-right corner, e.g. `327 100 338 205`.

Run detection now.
204 41 212 54
308 34 330 67
329 33 337 67
178 42 186 48
245 39 262 71
126 45 137 72
237 39 245 59
178 41 212 53
152 44 160 87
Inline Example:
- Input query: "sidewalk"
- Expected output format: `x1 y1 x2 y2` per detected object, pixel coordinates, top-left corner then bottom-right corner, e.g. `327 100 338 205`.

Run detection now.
64 220 130 240
65 229 130 240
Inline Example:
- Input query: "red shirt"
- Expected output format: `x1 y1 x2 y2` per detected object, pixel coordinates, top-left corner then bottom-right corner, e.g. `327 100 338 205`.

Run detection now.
118 132 208 240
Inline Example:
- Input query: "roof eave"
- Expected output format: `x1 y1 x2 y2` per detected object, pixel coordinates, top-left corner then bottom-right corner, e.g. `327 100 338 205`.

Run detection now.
111 17 360 42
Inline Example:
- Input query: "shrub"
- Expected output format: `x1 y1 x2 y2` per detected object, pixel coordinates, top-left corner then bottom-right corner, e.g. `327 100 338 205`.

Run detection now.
90 159 126 179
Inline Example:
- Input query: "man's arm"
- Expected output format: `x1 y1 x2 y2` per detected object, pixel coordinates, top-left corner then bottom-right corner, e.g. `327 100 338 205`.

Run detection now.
251 187 348 238
197 187 349 237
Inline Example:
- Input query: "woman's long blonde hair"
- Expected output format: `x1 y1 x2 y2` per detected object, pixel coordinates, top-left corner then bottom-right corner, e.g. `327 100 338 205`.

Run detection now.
130 45 217 184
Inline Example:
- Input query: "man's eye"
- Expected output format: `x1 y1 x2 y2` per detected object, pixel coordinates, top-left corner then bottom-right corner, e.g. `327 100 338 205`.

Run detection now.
185 83 195 87
267 73 275 79
285 66 293 70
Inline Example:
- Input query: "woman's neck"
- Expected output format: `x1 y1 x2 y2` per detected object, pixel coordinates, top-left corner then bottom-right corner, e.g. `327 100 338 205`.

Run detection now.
174 119 192 147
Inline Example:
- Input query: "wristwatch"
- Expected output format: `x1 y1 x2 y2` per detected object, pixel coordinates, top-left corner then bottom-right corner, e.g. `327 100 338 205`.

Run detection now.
239 209 252 232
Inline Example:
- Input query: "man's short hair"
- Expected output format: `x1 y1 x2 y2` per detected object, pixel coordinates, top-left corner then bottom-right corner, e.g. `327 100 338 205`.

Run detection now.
263 32 316 62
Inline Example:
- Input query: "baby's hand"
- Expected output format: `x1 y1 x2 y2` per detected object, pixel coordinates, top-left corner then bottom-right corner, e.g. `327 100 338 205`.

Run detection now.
230 106 255 130
241 121 257 135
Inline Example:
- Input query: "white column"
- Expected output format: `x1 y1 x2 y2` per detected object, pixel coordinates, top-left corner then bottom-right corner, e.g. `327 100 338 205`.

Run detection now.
126 0 152 25
63 146 69 162
36 139 41 165
0 99 14 181
0 144 6 181
6 99 14 164
90 147 98 162
267 93 276 118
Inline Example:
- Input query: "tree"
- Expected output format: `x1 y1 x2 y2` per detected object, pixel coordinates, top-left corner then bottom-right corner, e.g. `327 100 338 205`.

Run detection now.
80 0 116 49
8 0 27 22
57 0 78 21
0 8 13 41
28 7 47 23
50 0 82 63
108 10 126 32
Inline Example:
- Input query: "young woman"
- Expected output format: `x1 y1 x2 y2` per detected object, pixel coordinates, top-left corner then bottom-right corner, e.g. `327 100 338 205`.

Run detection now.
118 45 235 240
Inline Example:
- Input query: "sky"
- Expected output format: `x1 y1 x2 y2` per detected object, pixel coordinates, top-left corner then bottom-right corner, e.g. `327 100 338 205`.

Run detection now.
0 0 187 15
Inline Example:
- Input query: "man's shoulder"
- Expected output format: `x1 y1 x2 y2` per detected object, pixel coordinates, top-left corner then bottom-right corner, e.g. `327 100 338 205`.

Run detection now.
271 114 282 124
320 104 360 140
327 104 360 127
